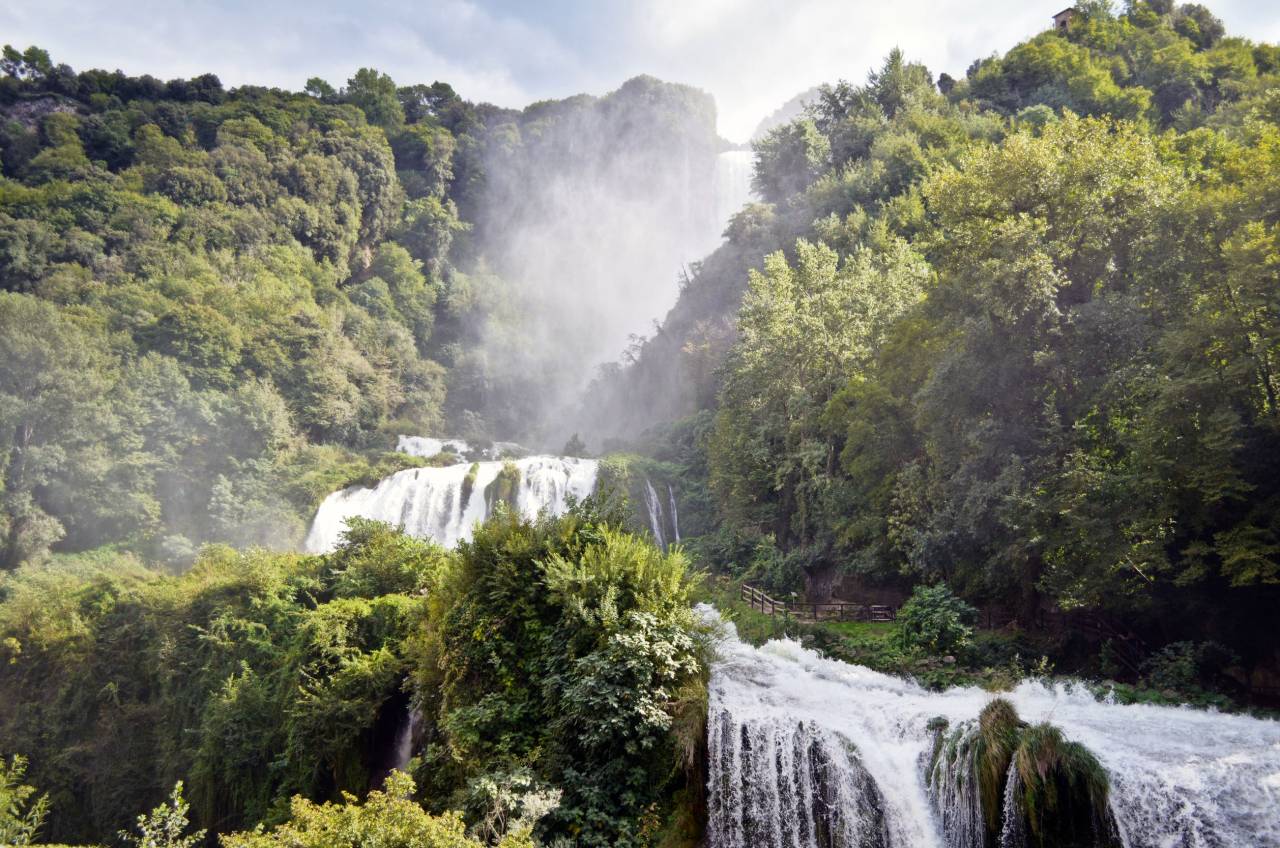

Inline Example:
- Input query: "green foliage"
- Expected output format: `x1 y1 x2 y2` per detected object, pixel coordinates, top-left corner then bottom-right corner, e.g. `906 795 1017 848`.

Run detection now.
0 527 439 842
0 754 49 846
624 14 1280 691
896 584 977 656
1011 724 1116 847
119 782 204 848
418 507 707 847
0 45 487 564
1139 639 1240 696
221 771 533 848
931 700 1119 848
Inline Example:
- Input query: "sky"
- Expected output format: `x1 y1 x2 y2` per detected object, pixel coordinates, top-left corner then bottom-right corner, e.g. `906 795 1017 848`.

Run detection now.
4 1 1280 142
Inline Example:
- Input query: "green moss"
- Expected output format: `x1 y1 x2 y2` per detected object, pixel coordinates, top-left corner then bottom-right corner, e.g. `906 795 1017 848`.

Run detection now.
1012 723 1118 848
976 698 1022 835
483 461 521 512
460 462 480 505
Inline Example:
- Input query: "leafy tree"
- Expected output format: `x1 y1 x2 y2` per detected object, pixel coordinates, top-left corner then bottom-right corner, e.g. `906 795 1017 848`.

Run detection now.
0 294 120 568
751 119 830 203
343 68 405 130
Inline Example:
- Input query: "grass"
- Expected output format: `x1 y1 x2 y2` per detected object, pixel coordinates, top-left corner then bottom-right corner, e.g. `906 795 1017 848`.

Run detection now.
820 619 898 640
696 575 1048 691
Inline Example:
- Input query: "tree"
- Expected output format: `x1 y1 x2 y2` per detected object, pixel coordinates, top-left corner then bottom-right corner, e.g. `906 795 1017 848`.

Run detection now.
343 68 404 129
0 46 52 81
0 294 119 568
303 76 336 101
751 119 830 203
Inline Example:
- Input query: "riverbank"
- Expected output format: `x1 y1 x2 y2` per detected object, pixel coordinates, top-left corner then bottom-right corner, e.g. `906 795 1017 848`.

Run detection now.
697 576 1271 714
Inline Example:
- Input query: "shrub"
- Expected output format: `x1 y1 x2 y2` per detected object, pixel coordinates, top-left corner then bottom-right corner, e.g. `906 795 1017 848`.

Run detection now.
0 754 49 846
896 584 977 656
1140 640 1240 696
221 771 532 848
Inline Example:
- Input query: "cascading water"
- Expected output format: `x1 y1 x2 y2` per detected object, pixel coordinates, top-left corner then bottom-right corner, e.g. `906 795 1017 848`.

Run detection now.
641 479 682 550
390 708 420 774
304 443 598 553
703 607 1280 848
644 480 668 550
668 483 681 543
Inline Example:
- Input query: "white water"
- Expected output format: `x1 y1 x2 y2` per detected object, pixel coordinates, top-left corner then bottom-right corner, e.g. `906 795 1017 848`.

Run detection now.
641 479 682 551
395 435 470 459
704 608 1280 848
304 453 598 553
390 708 421 774
713 149 755 235
644 480 667 550
396 435 524 461
668 483 681 543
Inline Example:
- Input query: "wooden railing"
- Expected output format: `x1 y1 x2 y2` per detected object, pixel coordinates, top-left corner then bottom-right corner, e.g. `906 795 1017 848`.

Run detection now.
741 583 895 622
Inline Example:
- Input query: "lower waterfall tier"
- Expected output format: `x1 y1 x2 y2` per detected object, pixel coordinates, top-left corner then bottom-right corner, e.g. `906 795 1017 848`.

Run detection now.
703 606 1280 848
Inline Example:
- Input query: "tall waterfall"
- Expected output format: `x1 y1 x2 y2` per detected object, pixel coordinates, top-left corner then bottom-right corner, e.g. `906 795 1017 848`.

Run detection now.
712 150 755 236
667 483 681 543
304 447 598 553
644 480 667 550
641 480 682 550
704 608 1280 848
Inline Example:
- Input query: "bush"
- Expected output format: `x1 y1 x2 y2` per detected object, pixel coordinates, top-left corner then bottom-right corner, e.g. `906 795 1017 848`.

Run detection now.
896 584 977 656
0 755 48 846
221 771 532 848
1140 640 1240 696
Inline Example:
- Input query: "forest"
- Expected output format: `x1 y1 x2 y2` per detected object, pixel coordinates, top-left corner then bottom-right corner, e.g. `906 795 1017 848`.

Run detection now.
2 0 1280 845
589 0 1280 695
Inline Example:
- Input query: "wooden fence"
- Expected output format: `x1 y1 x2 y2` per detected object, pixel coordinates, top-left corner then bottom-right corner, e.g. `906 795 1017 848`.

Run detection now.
741 583 896 623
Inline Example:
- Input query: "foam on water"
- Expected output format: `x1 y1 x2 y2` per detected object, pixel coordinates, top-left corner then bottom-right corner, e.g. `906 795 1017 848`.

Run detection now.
304 450 598 553
703 606 1280 848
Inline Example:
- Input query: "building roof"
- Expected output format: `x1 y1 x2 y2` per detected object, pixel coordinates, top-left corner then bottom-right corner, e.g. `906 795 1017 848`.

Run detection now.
1053 7 1076 20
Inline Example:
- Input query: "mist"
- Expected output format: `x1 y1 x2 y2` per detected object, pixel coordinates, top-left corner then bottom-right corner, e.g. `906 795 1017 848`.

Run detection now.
454 75 751 449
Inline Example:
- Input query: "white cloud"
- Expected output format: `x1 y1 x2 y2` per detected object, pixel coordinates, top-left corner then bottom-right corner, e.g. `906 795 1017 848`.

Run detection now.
1 1 1278 141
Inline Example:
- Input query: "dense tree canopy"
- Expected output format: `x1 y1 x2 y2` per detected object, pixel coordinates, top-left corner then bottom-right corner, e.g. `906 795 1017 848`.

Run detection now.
589 0 1280 678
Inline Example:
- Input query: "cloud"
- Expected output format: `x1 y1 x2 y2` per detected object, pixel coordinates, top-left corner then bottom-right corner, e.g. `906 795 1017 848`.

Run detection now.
2 0 1278 140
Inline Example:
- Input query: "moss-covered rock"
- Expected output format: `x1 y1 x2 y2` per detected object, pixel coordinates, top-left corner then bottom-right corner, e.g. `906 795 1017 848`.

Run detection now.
484 461 521 512
927 699 1119 848
460 462 480 505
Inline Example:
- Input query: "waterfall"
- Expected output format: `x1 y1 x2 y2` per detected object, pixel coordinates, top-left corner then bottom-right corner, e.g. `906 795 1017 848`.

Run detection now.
708 711 889 848
304 451 598 553
396 435 522 461
643 479 667 550
712 149 755 235
927 721 985 848
667 483 681 542
390 708 420 774
997 759 1027 848
703 606 1280 848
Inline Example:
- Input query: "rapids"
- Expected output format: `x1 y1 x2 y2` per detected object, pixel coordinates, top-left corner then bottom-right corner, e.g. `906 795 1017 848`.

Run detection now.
703 607 1280 848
